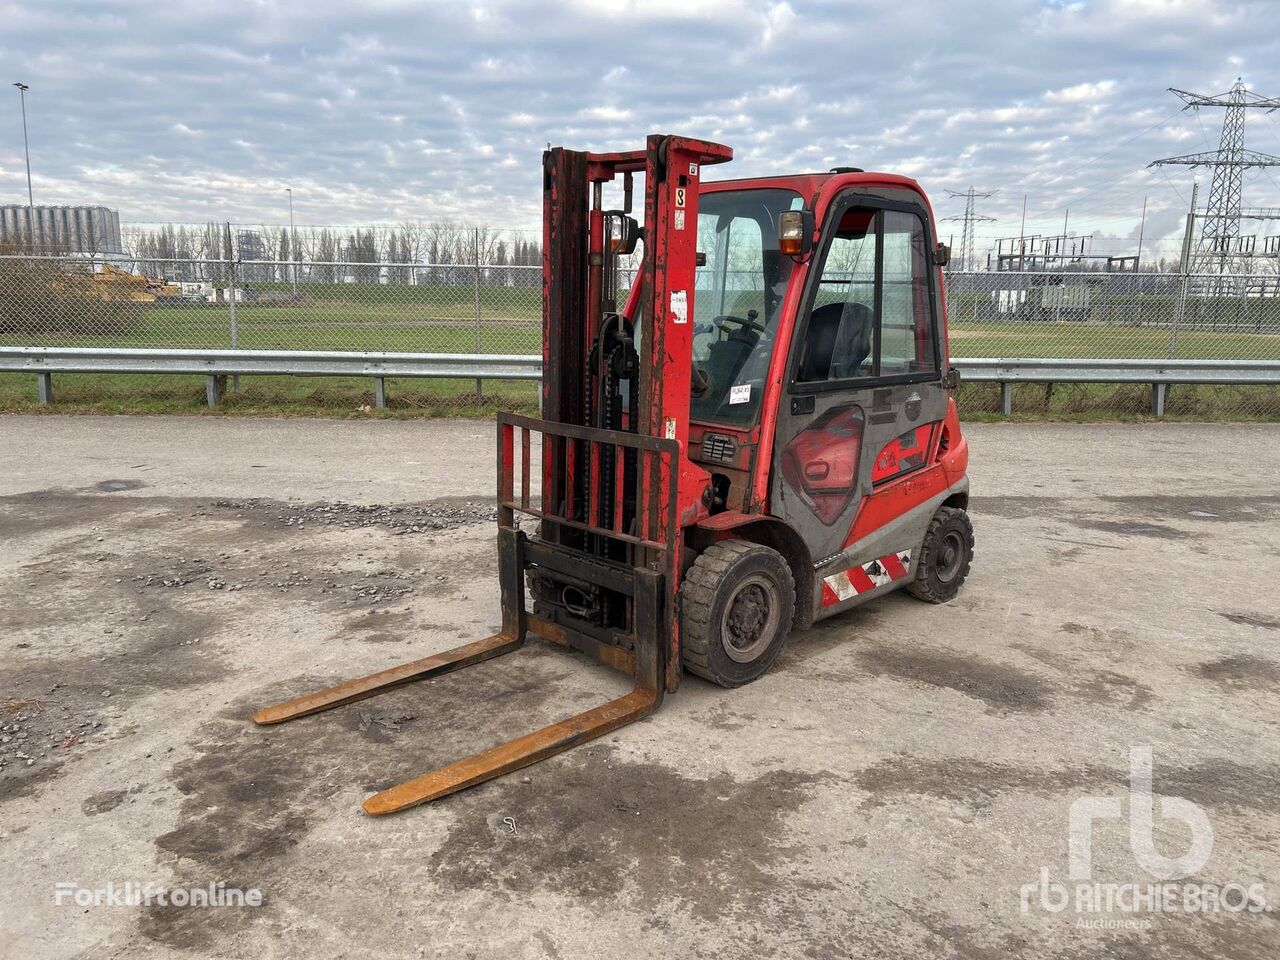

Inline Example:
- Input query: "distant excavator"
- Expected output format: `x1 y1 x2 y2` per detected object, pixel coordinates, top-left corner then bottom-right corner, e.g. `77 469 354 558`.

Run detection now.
88 263 181 302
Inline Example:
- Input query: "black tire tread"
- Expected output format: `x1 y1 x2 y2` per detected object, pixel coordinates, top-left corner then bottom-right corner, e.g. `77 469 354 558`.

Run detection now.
907 506 974 604
681 540 795 683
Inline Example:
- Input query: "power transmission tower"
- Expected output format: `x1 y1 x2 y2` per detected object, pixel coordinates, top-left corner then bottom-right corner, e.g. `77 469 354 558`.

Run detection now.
1149 79 1280 287
942 188 996 271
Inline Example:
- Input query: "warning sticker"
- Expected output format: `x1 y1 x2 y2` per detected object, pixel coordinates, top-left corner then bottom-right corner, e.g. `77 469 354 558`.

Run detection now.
670 289 688 324
729 383 751 405
689 163 699 176
674 210 686 230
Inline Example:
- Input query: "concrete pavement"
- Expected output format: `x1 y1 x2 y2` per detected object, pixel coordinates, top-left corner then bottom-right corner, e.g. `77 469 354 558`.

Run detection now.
1 415 1277 959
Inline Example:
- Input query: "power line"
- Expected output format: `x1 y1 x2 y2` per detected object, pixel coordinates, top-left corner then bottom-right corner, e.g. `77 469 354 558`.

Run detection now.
1053 165 1155 216
1155 168 1190 208
1065 178 1171 219
1020 108 1186 220
1195 109 1214 150
1150 78 1280 284
941 187 996 271
1069 106 1188 175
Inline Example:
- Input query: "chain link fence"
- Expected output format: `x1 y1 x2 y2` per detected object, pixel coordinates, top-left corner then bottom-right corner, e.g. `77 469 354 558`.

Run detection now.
0 251 546 413
1 253 1278 417
945 269 1280 417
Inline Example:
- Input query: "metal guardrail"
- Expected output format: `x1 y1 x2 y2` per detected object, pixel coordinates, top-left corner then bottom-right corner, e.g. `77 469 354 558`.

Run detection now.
958 357 1280 415
959 357 1280 383
0 346 541 408
1 346 1277 416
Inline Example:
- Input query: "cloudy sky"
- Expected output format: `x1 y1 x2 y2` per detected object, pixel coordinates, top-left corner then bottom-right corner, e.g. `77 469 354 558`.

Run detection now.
3 0 1279 261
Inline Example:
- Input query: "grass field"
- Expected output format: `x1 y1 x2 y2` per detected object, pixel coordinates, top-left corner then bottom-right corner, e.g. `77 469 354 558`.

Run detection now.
0 288 545 358
5 305 1280 358
2 281 1278 418
948 321 1280 360
5 279 1280 357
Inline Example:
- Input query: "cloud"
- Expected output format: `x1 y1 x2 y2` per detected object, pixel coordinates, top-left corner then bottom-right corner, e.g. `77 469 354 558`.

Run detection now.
578 106 635 122
1045 80 1118 102
0 0 1275 262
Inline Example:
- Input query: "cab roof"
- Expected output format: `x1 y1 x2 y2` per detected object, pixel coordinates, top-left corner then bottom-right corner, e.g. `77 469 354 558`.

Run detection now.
702 170 935 223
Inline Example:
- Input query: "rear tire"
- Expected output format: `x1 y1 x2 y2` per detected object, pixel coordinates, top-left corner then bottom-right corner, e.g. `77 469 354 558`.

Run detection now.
681 540 795 687
907 506 974 604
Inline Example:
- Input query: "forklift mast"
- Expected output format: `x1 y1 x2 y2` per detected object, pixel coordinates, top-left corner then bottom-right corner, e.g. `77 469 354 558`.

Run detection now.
255 136 739 814
535 135 735 691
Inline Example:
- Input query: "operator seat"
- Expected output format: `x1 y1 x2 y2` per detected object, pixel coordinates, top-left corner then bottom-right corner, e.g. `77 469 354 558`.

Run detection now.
800 301 873 380
702 326 755 409
702 294 767 402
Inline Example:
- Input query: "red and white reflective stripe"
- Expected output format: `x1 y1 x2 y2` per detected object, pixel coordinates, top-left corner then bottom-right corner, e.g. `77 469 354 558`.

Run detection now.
820 550 912 607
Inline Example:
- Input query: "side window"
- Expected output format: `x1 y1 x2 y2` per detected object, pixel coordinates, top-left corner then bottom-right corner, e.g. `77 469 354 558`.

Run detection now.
798 210 875 382
796 206 937 384
690 215 769 424
880 210 935 376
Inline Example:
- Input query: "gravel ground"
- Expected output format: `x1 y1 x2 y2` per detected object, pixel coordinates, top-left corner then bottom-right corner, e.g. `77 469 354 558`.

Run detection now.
0 415 1277 960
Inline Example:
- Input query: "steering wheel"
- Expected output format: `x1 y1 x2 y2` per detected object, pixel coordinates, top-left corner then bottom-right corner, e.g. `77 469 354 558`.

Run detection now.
708 311 768 340
690 311 767 400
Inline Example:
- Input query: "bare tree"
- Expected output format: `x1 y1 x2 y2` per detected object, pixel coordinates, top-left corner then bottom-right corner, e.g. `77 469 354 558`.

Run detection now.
314 229 338 283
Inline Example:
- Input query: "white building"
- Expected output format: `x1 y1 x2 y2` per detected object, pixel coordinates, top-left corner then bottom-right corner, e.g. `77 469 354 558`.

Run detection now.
0 205 123 255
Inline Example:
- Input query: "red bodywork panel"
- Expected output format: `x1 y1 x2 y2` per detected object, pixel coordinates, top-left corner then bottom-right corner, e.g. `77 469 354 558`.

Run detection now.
871 423 936 486
847 398 966 546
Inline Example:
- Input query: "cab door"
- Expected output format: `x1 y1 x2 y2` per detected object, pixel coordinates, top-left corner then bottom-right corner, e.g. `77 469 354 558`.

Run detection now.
770 192 948 573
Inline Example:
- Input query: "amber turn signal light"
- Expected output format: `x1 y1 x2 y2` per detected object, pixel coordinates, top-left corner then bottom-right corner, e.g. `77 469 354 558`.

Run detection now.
778 209 814 256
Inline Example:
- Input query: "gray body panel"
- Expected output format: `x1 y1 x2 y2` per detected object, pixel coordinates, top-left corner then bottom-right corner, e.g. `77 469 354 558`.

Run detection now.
771 381 949 561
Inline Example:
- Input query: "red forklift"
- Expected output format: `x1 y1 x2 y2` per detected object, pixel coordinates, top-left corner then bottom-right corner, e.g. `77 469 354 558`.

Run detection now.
255 135 974 814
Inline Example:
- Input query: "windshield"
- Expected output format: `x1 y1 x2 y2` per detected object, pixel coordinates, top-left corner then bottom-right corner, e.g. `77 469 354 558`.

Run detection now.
691 188 802 426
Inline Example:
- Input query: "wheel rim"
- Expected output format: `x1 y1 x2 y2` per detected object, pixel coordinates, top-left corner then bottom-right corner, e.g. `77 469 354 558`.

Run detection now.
936 530 965 583
720 573 781 663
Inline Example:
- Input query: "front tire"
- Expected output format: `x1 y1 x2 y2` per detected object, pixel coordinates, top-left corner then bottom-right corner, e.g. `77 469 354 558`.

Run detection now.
681 540 795 687
907 506 974 604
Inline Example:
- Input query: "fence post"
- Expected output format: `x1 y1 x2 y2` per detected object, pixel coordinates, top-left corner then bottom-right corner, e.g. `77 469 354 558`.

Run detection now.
374 377 387 409
999 382 1012 416
473 227 483 401
206 375 226 408
1170 182 1196 360
1170 275 1188 360
37 372 53 404
227 231 240 393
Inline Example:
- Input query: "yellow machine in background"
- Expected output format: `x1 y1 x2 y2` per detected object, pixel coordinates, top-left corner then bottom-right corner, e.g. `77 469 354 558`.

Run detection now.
88 263 181 302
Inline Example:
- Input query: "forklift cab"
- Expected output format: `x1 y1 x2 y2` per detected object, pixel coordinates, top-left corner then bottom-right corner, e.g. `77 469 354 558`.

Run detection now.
687 174 960 569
